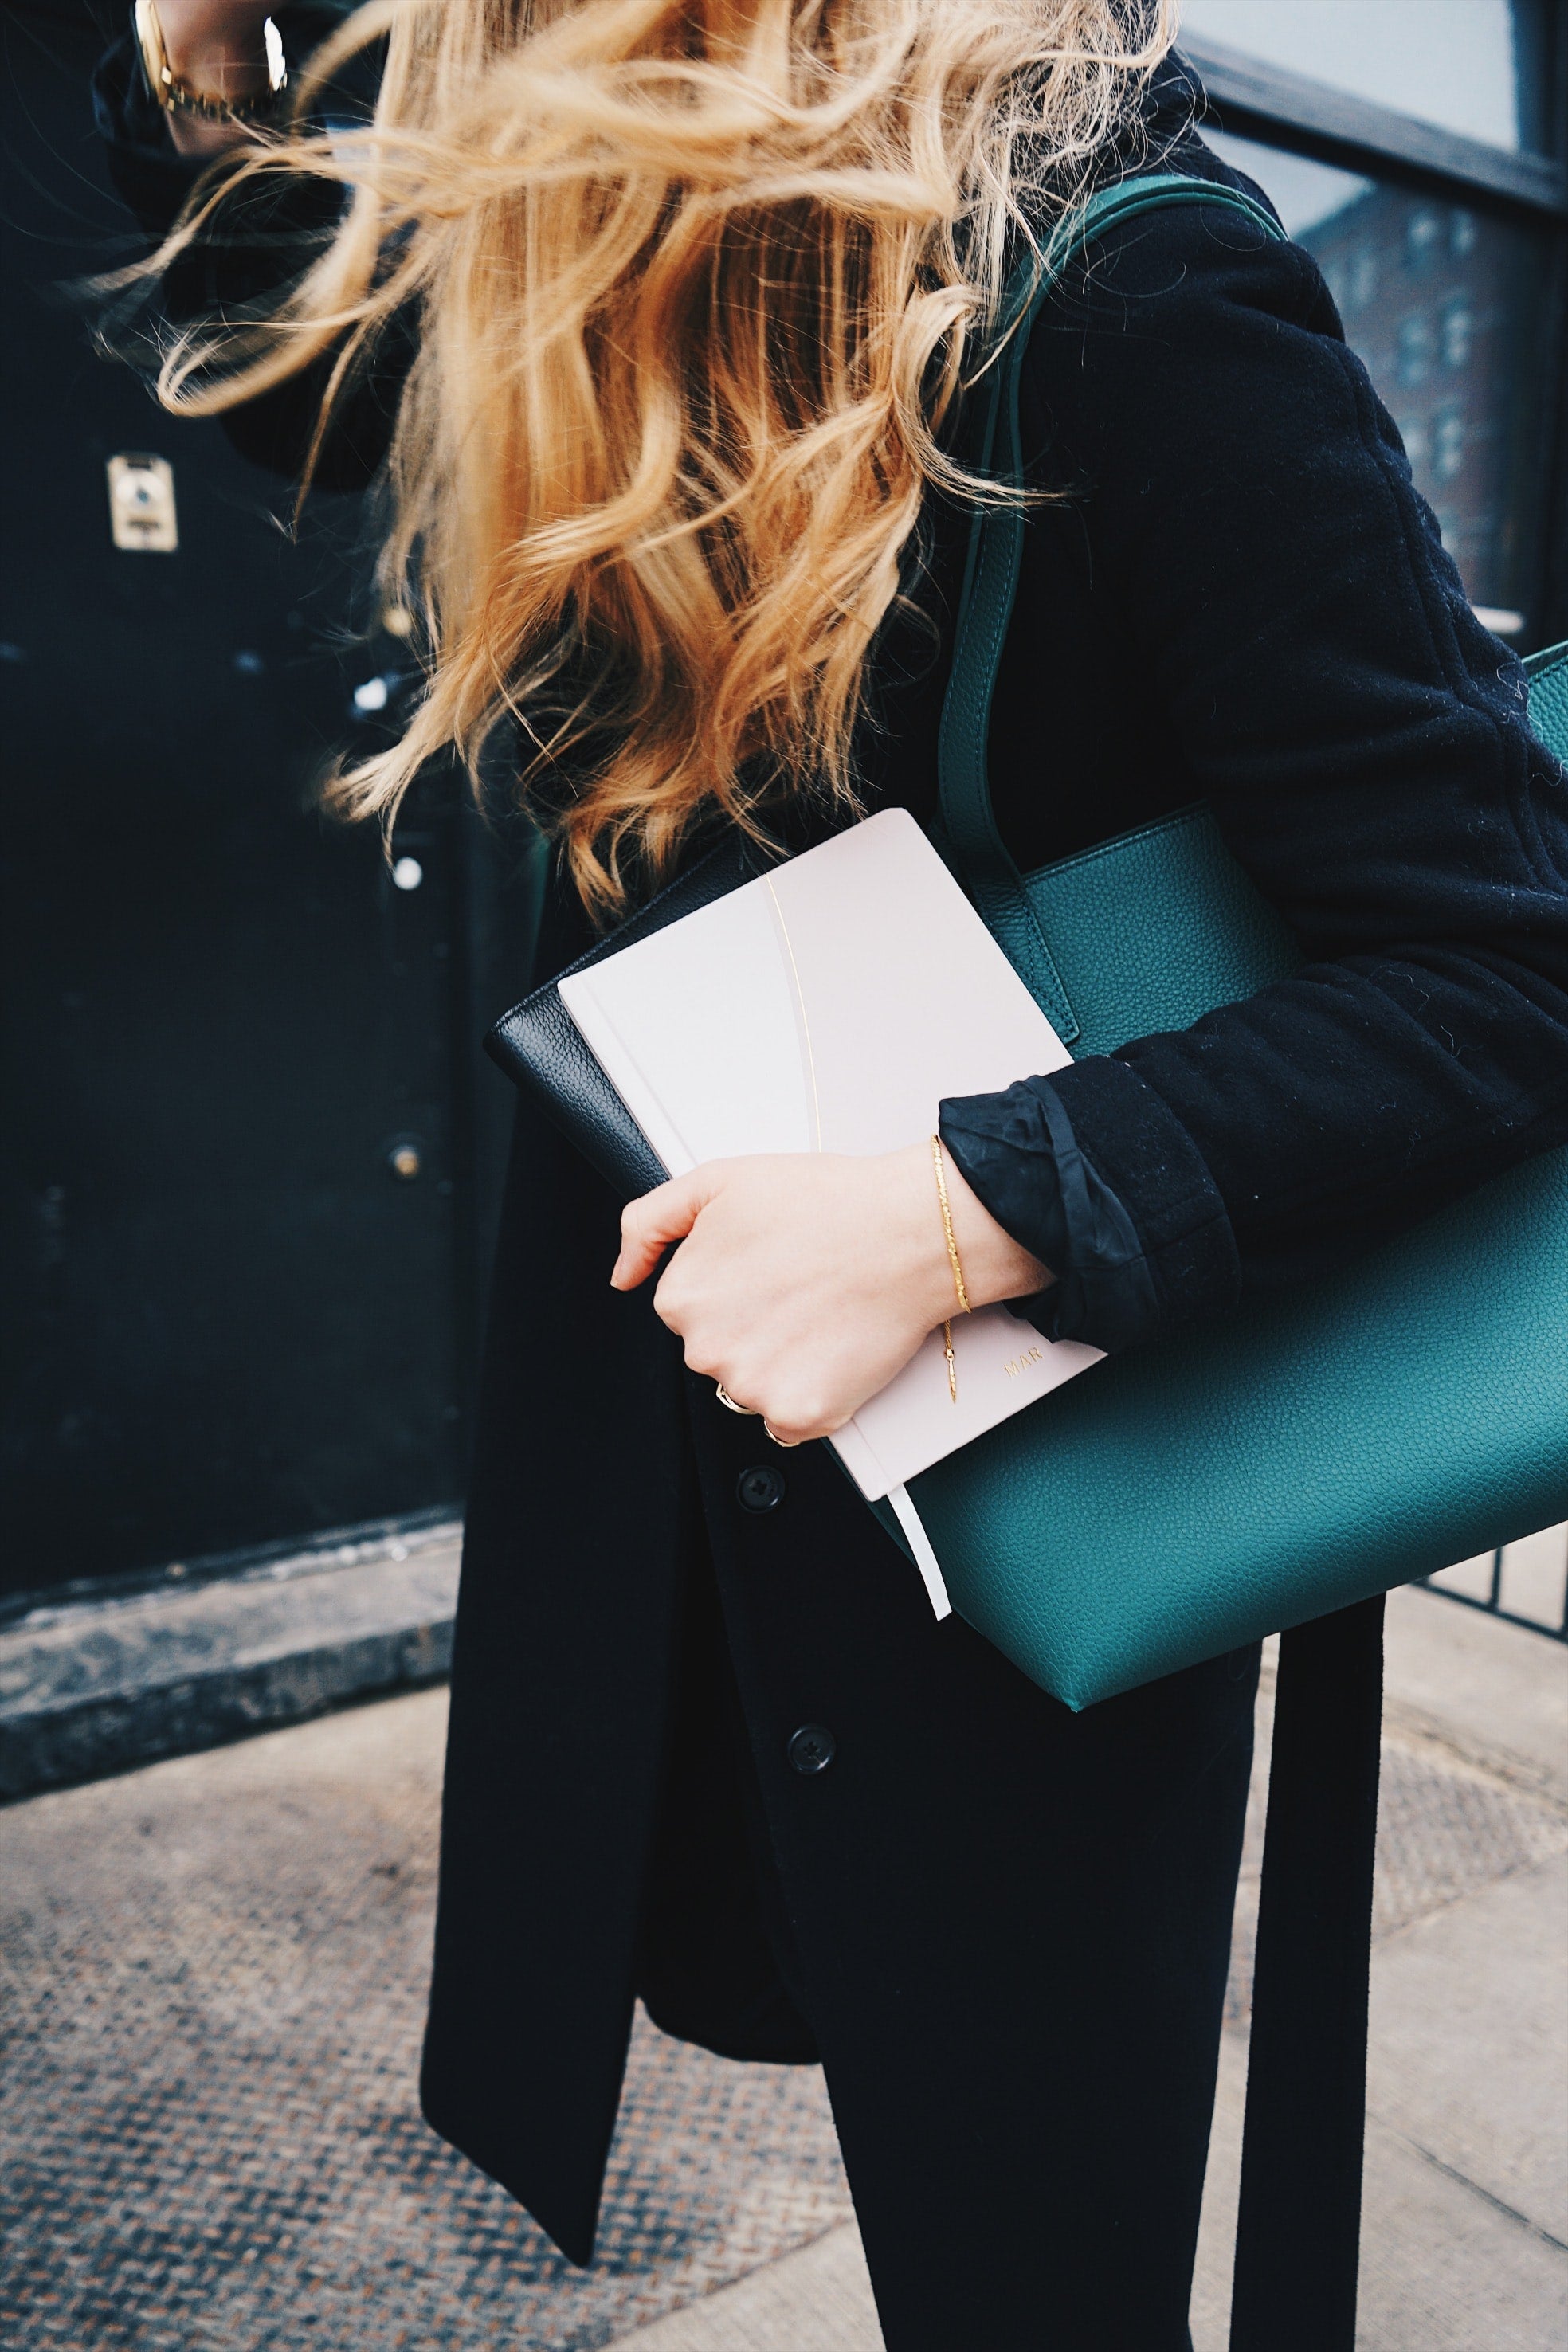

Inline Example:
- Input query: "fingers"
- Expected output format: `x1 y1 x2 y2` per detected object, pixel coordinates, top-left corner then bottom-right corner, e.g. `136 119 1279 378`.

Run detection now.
610 1167 714 1290
758 1385 849 1446
758 1409 833 1448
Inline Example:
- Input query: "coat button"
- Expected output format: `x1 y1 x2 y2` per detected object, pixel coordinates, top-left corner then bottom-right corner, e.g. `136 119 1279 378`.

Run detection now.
737 1465 786 1515
787 1724 836 1775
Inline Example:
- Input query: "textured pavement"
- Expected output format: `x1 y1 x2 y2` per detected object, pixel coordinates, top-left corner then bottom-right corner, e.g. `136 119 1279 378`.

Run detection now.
1 1584 1564 2350
0 1689 849 2350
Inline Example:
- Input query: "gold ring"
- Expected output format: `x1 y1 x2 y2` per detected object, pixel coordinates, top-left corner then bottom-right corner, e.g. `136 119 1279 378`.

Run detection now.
715 1382 759 1416
763 1421 803 1448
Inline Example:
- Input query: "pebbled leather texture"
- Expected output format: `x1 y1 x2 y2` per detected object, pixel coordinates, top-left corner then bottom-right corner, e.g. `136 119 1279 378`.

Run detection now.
911 1141 1568 1709
485 836 770 1198
1023 803 1301 1056
1521 637 1568 755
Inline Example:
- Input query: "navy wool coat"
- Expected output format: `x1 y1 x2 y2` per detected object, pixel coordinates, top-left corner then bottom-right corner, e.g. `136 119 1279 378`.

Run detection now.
98 43 1568 2349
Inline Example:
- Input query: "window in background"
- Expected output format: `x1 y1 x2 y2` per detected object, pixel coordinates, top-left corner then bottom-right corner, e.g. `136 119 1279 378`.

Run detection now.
1207 130 1554 630
1181 0 1555 157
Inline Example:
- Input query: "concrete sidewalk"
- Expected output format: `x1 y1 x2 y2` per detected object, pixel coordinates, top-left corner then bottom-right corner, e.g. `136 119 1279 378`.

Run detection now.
1 1584 1562 2348
611 1587 1568 2352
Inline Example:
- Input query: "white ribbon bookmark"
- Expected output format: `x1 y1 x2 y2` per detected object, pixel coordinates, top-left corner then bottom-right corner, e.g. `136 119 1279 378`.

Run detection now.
887 1484 953 1620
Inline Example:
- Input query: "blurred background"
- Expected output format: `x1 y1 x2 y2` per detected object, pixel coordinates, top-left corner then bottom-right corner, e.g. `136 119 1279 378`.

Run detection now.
0 6 1564 2349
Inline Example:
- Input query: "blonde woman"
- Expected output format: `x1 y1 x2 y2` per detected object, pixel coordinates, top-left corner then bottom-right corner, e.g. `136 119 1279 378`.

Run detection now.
95 2 1568 2342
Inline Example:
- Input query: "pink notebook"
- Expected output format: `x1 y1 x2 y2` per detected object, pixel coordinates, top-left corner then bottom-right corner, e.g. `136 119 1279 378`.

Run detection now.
558 810 1103 1613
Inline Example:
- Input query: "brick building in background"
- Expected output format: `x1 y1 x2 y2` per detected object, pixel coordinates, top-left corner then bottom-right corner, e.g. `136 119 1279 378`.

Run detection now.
1310 189 1540 620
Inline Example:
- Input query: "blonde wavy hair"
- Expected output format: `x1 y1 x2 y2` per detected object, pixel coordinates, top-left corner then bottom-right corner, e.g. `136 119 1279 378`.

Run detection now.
155 0 1174 911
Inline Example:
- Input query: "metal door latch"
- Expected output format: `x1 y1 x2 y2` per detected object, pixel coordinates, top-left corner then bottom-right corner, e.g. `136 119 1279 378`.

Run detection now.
107 453 178 553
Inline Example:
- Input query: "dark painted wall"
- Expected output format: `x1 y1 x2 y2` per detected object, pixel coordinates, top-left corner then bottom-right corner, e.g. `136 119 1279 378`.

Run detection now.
0 0 538 1601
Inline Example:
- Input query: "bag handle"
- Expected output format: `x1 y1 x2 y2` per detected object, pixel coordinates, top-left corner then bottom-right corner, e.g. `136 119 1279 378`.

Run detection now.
935 171 1285 1045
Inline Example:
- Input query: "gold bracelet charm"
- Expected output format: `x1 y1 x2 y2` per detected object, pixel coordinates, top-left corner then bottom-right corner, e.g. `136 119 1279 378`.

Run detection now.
930 1134 971 1404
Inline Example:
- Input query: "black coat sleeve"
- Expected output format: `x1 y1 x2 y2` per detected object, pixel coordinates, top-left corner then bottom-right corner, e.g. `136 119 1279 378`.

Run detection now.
92 17 406 495
946 186 1568 1344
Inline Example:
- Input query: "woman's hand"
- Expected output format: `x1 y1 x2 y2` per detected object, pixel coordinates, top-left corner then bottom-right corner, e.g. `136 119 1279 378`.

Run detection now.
143 0 279 156
611 1143 1052 1445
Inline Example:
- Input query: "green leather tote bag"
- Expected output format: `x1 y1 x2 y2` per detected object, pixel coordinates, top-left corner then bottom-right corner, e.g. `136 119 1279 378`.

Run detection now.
881 172 1568 1711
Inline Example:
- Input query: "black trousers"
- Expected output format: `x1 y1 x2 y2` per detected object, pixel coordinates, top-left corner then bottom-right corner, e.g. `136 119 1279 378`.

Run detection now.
637 1419 1260 2352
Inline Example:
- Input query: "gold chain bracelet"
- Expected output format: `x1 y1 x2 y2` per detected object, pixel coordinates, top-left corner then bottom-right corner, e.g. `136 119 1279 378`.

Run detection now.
930 1134 971 1404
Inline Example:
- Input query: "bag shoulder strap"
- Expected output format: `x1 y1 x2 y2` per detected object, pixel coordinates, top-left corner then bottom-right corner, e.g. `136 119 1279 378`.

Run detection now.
932 173 1384 2352
1231 1601 1384 2352
935 171 1285 1045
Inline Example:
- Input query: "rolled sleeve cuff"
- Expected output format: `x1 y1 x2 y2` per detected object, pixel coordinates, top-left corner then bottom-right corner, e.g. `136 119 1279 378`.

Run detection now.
939 1053 1241 1354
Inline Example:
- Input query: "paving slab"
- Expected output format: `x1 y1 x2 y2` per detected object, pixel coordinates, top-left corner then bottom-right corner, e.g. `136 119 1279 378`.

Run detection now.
1191 1589 1568 2351
1383 1580 1568 1809
1353 2114 1568 2352
1365 1854 1568 2239
606 2224 880 2352
1198 2064 1568 2352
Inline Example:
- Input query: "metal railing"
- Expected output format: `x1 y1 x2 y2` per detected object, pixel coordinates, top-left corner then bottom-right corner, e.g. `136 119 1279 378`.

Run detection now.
1422 1523 1568 1641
